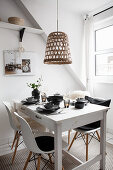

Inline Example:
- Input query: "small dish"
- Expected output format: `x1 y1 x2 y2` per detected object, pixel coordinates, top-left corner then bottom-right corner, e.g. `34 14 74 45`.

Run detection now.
26 97 36 102
44 102 54 109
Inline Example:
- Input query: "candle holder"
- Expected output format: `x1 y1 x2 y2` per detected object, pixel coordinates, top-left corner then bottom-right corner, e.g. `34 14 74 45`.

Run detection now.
41 93 47 102
64 99 70 108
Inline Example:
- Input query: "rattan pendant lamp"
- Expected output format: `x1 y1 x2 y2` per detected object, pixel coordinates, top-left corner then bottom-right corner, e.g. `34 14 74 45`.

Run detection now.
44 0 72 64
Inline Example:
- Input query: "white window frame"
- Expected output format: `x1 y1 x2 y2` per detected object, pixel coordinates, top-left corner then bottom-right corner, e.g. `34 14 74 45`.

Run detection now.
94 17 113 83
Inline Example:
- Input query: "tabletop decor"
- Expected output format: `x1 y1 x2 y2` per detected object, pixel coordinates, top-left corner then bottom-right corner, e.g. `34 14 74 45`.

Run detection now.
47 94 63 106
75 101 85 109
64 99 70 108
27 77 42 101
21 97 38 105
41 93 47 102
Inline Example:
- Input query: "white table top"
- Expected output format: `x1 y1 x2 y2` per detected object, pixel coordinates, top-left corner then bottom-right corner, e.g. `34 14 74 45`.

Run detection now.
23 103 109 123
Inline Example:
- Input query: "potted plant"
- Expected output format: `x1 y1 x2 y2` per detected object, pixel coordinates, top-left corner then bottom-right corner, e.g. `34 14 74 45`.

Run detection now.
27 77 42 101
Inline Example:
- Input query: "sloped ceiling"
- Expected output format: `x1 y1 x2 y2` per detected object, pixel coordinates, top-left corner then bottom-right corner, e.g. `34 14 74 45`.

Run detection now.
55 0 112 13
19 0 113 14
16 0 113 34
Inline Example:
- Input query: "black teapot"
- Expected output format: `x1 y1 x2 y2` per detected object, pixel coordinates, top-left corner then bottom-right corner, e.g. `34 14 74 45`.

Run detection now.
75 98 86 109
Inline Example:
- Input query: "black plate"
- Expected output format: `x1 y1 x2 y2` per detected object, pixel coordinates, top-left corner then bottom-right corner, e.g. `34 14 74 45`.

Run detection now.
21 100 38 105
36 106 60 114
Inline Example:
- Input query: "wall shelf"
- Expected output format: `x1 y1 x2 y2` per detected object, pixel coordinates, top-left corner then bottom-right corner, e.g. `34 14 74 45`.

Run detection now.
0 21 44 35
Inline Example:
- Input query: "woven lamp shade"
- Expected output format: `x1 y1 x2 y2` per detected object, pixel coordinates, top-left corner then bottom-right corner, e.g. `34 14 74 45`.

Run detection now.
44 31 72 64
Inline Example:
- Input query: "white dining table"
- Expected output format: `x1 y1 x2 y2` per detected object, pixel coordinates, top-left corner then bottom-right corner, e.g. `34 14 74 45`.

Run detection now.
15 101 109 170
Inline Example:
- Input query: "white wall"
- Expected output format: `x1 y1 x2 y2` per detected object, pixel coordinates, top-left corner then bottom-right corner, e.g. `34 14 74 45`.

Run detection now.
0 0 81 145
20 0 84 84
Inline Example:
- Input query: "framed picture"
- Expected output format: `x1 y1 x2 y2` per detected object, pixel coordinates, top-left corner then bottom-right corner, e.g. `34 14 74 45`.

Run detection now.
3 50 36 76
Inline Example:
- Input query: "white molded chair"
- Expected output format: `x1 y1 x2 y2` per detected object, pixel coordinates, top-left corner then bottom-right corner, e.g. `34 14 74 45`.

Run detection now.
65 91 90 145
3 101 45 164
68 127 100 161
14 112 67 170
3 101 21 164
68 97 111 161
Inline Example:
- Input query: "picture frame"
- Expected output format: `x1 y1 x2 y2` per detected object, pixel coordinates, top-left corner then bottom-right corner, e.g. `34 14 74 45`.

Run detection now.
3 50 36 76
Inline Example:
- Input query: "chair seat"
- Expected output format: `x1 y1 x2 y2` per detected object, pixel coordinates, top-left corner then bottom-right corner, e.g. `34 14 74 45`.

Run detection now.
74 127 100 135
35 136 54 152
78 121 100 131
78 126 95 131
35 135 68 152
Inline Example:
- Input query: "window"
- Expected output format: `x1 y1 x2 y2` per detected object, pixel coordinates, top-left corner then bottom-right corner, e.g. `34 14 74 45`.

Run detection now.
95 24 113 76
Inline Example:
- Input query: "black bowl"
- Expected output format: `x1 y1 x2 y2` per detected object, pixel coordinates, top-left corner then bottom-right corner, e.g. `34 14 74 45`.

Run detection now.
44 102 54 109
75 101 85 109
47 95 63 105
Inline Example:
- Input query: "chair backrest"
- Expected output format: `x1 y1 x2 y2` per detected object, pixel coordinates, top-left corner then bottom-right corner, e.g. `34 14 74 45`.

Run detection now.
3 101 18 131
85 96 111 107
82 97 111 129
14 112 38 152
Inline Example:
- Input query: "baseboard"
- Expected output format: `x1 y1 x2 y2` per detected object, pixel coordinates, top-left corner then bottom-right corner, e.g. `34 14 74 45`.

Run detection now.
107 128 113 135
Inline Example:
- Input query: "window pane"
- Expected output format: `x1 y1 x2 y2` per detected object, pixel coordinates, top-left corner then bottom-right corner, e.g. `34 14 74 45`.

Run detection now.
96 25 113 51
96 53 113 76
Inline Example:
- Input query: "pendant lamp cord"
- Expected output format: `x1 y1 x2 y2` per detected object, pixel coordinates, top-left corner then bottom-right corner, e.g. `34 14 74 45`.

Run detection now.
57 0 58 32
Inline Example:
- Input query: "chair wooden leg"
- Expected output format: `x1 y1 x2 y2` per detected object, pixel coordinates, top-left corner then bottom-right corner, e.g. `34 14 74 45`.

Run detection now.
68 130 71 145
96 131 100 141
62 165 64 170
37 155 41 170
86 134 88 161
11 131 18 150
12 133 20 164
68 132 78 151
23 151 32 170
48 153 53 164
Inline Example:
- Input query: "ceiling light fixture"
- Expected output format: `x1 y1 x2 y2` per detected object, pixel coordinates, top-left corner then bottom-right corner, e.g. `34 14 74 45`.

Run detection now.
44 0 72 64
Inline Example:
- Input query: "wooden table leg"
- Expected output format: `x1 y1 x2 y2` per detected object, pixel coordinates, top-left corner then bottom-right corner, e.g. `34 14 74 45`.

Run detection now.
100 111 107 170
54 123 62 170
